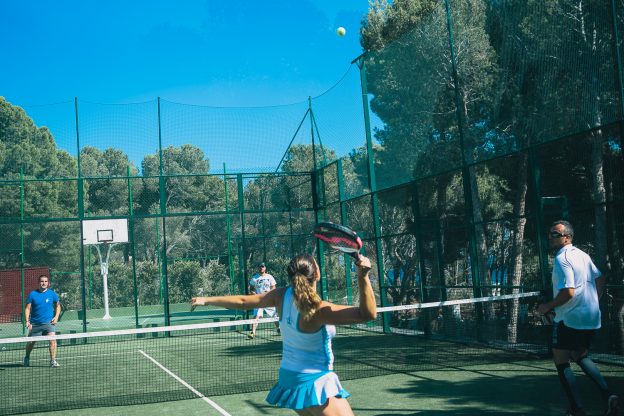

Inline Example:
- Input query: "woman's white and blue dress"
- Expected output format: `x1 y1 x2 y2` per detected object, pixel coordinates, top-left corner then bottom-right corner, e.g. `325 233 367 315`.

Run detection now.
266 286 350 409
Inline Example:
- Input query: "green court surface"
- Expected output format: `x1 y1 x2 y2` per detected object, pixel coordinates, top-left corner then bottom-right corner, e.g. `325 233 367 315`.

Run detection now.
3 302 624 416
16 359 624 415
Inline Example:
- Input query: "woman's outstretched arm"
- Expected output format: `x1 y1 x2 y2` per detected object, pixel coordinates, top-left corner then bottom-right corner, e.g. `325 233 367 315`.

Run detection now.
191 287 283 311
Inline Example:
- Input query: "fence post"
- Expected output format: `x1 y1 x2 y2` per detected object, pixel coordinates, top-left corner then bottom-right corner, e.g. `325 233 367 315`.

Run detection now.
157 97 171 326
75 97 88 334
357 55 388 331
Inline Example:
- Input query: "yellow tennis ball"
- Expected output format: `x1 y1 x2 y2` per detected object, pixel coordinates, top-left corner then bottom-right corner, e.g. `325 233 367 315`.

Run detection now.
336 27 346 37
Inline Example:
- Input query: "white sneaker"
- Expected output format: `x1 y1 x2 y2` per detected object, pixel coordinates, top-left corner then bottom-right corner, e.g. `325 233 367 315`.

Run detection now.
50 360 59 368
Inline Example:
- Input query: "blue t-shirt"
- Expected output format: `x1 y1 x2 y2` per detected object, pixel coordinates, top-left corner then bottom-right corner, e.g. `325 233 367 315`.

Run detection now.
26 289 60 324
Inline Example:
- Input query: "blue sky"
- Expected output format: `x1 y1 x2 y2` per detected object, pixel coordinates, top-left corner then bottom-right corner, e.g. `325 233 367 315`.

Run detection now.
0 0 368 106
0 0 376 172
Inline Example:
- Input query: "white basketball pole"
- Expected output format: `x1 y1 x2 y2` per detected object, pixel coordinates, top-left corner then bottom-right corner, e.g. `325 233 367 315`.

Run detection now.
94 243 116 320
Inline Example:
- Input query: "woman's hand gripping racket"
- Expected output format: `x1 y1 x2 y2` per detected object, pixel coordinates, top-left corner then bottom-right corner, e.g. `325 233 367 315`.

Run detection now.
314 222 362 260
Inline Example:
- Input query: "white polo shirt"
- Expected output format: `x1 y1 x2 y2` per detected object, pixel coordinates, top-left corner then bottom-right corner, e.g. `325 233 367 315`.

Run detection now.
250 273 276 294
552 245 602 329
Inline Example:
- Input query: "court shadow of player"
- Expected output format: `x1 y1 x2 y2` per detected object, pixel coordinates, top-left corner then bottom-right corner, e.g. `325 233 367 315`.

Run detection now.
243 398 282 414
0 362 24 369
360 411 505 415
354 411 420 416
379 363 624 415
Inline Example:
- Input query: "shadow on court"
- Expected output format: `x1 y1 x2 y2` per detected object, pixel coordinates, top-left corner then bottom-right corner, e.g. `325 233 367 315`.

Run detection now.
347 360 624 416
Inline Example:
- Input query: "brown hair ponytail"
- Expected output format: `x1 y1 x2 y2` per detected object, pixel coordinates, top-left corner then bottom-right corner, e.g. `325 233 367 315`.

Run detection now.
287 254 322 322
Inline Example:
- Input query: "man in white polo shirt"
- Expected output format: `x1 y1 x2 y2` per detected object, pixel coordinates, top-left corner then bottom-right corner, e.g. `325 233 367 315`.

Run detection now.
248 262 280 339
538 220 619 416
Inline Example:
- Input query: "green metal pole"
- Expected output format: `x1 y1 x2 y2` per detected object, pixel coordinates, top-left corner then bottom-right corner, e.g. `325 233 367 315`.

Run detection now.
310 112 329 167
312 172 327 301
156 217 162 303
128 166 139 327
260 193 267 261
434 220 447 301
336 160 353 304
20 168 25 334
224 164 235 295
411 182 428 304
443 0 481 299
610 0 624 120
309 97 318 172
157 97 171 326
288 210 295 257
411 182 439 337
237 174 248 319
357 56 387 330
75 97 88 333
530 147 549 292
309 97 328 300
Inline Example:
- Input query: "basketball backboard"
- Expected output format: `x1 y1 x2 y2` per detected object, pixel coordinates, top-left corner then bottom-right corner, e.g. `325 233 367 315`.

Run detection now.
82 219 128 245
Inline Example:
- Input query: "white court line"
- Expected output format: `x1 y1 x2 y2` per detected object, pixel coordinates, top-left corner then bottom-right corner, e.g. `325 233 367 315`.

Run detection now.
138 349 231 416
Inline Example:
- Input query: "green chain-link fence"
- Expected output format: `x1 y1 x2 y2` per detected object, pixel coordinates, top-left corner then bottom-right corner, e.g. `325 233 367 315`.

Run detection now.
1 0 623 355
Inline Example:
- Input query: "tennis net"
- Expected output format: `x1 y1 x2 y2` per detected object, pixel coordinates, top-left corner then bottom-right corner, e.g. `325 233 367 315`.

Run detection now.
0 291 545 415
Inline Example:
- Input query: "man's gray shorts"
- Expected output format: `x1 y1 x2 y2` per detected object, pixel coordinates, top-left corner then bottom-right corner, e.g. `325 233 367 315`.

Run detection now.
29 323 56 337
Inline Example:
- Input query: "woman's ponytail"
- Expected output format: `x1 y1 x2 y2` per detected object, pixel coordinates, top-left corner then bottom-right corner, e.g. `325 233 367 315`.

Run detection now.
287 254 322 321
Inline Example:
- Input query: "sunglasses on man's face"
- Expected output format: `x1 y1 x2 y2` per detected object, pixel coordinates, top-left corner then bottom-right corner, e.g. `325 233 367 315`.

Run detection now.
549 232 567 239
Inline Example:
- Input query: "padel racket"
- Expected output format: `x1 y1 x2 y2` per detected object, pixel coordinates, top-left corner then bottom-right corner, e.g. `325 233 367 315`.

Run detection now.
538 291 555 325
313 222 362 259
541 310 556 325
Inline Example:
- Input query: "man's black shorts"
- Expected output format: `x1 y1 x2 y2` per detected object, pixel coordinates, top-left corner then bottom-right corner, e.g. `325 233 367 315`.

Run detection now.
552 321 595 350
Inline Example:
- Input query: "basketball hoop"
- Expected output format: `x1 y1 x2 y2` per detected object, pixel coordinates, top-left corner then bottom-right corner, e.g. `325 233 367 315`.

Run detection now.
82 219 129 320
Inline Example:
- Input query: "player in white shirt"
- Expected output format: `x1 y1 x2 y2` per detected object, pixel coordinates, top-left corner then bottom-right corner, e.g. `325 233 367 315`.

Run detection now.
248 262 279 339
538 220 619 416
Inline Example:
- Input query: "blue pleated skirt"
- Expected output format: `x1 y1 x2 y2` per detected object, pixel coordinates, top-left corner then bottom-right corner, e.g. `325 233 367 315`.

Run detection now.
266 368 350 410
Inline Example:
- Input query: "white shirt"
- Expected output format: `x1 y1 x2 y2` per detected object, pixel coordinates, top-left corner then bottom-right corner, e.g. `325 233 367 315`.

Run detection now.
249 273 276 294
552 245 602 329
279 287 335 373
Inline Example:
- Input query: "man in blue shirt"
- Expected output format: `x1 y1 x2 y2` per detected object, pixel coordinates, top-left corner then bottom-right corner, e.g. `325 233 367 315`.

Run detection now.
23 274 61 368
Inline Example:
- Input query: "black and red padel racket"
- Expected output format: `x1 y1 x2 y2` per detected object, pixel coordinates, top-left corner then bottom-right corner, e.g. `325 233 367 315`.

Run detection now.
313 222 362 259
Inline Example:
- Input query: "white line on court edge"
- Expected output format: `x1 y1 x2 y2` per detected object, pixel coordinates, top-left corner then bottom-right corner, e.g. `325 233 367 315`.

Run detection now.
138 349 231 416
